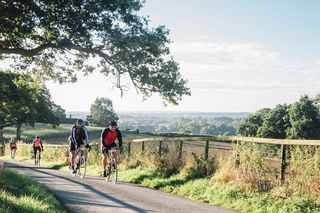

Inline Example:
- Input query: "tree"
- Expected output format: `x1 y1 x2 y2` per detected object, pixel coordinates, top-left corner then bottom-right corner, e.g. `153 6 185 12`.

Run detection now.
0 1 190 104
237 108 271 137
257 104 290 139
286 95 320 139
0 70 58 139
52 103 67 121
88 97 118 126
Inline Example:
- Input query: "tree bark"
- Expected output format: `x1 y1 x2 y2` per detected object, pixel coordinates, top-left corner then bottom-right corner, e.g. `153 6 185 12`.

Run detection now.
16 122 22 141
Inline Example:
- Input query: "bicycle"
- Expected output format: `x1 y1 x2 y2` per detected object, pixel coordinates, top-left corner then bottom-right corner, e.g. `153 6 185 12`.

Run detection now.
106 147 120 183
70 145 87 178
35 149 41 167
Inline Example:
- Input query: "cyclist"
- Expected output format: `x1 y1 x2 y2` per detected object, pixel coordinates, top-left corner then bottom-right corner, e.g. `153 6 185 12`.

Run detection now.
9 138 17 160
32 136 43 165
100 120 123 178
69 119 90 173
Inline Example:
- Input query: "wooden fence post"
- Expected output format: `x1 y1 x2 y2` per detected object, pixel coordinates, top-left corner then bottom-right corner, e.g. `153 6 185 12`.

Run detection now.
235 141 240 167
205 140 209 160
159 141 162 156
280 144 287 185
179 140 183 161
127 142 131 157
141 141 145 154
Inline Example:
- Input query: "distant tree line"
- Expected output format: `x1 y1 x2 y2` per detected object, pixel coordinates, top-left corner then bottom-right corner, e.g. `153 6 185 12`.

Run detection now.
120 116 239 136
237 95 320 139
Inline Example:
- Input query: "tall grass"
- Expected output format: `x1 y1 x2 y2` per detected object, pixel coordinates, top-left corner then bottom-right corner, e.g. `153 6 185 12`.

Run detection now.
0 168 66 213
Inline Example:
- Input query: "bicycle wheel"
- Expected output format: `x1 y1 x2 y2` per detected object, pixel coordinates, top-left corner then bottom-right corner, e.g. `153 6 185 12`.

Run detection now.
36 152 41 167
110 158 117 183
78 155 87 179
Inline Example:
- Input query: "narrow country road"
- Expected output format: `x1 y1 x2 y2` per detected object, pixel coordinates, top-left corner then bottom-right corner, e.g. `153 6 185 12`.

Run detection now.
4 160 237 213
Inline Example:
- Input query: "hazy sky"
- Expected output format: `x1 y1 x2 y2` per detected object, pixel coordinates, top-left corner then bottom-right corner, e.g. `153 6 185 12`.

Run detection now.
11 1 320 112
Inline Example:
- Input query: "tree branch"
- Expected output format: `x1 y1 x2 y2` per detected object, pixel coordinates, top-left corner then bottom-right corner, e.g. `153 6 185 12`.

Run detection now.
0 43 58 57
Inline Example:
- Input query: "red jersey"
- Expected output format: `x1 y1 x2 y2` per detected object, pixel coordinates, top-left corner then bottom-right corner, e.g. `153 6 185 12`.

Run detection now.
104 130 118 145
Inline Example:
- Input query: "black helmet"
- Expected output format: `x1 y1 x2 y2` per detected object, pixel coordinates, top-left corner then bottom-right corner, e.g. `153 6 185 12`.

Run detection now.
109 120 117 126
76 119 84 125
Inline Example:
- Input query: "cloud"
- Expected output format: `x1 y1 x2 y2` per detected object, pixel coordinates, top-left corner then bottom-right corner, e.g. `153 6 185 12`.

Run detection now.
170 41 320 93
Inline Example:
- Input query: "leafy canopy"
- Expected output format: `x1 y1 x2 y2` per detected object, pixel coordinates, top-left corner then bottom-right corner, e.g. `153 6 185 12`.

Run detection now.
0 70 59 130
0 0 190 104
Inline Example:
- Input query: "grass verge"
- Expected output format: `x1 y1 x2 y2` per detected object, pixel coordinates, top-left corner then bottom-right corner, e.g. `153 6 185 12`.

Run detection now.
0 167 66 213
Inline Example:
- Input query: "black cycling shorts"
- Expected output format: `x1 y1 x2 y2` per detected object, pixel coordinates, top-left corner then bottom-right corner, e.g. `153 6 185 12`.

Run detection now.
33 147 41 158
102 143 117 154
69 140 84 152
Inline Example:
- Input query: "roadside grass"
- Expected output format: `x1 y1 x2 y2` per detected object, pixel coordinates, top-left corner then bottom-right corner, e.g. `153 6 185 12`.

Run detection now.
0 167 66 213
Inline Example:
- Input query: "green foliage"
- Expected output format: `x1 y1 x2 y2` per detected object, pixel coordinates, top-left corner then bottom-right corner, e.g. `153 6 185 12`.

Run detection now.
0 70 59 137
0 0 190 104
0 168 66 213
52 103 66 121
257 104 290 139
184 153 216 180
286 96 320 139
238 95 320 139
87 97 118 126
237 108 271 137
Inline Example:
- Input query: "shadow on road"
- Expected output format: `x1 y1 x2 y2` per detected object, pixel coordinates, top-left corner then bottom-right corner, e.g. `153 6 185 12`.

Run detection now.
4 161 154 213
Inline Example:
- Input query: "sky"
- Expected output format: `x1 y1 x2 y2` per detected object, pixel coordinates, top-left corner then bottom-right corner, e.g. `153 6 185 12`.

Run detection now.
8 0 320 112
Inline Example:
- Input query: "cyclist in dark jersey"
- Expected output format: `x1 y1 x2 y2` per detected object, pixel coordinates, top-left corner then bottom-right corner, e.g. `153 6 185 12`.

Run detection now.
100 121 122 177
69 119 90 173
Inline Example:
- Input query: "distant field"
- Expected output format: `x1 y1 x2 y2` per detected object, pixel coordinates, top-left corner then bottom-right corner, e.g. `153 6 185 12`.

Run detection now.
3 123 152 144
3 123 104 144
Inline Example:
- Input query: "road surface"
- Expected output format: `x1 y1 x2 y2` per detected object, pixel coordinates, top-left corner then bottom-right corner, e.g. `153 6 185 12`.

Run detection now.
4 160 237 213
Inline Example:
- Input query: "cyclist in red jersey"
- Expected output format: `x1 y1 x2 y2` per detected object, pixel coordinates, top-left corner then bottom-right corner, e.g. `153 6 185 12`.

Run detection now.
100 121 122 177
32 136 43 165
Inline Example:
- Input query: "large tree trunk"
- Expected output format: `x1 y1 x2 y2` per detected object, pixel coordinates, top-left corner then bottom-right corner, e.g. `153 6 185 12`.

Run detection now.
16 122 22 141
0 128 3 139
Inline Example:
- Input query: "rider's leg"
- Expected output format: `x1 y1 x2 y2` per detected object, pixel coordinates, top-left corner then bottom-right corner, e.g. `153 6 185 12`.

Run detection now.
102 152 109 177
71 151 76 170
34 148 37 164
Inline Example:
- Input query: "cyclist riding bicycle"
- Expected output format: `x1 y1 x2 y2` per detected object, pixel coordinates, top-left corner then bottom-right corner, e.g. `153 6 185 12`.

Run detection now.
100 120 123 178
9 138 17 160
69 119 90 173
32 136 43 165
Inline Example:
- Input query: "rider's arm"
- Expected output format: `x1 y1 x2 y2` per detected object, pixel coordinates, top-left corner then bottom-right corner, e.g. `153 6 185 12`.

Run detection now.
101 128 108 147
116 129 123 148
83 127 90 145
70 127 77 146
40 140 44 150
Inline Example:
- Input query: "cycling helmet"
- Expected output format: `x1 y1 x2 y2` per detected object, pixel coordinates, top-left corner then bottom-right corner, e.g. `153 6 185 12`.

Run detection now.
76 119 84 125
109 120 117 126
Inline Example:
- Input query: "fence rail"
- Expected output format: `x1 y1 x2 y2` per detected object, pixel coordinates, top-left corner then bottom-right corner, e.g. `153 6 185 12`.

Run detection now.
132 136 320 146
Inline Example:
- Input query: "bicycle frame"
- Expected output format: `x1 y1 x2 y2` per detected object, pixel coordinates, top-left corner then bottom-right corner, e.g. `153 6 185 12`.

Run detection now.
107 147 119 183
74 145 87 178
